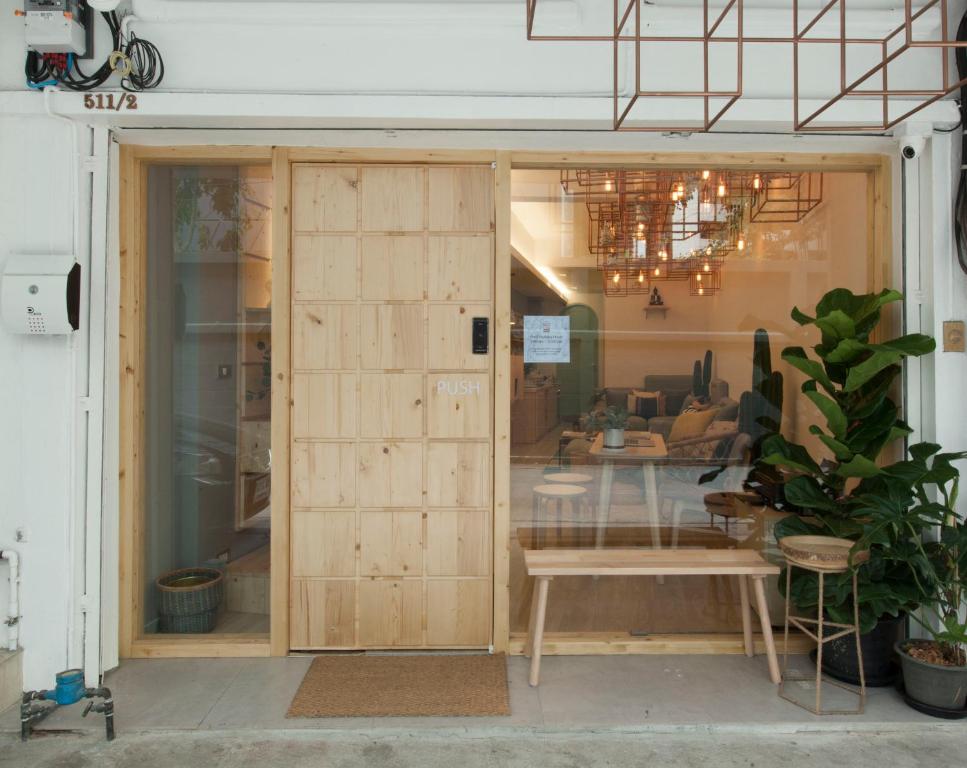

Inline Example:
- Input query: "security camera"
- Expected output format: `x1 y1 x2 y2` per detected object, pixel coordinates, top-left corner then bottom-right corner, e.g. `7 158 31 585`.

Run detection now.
901 135 926 161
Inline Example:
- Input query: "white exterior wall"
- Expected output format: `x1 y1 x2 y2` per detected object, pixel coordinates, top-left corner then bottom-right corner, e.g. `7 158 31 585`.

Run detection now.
1 0 966 689
0 116 81 690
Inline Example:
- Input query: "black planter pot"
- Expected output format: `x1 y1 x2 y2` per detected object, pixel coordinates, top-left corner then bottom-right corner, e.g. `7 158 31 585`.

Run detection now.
896 641 967 717
810 613 906 687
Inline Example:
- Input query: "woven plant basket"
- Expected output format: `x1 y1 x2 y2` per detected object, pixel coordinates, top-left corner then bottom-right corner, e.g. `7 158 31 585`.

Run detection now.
156 567 224 634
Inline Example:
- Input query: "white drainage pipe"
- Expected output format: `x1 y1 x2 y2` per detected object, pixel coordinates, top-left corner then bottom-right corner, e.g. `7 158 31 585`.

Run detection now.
1 550 20 652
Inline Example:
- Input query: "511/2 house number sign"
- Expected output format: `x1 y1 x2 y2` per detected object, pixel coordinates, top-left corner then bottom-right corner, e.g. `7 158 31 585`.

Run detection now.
83 93 139 111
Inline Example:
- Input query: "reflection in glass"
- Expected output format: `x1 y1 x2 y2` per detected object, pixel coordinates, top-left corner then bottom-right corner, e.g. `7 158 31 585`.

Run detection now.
143 165 272 636
509 169 872 639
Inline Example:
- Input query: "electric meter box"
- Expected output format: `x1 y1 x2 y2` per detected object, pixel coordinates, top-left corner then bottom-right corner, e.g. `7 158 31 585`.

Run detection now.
1 255 81 334
23 0 89 56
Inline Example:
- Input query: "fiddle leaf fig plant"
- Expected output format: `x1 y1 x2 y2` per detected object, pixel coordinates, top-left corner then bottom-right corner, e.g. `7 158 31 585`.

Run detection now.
763 288 940 631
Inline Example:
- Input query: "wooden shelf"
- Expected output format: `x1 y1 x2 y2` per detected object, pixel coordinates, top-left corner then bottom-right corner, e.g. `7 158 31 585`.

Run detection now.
643 305 670 319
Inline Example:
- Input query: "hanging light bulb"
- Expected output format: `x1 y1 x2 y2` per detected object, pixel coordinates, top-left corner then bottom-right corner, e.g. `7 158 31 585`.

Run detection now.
638 271 645 283
753 174 762 191
696 273 703 282
604 175 613 192
717 181 727 198
704 198 715 217
677 180 685 195
659 248 668 261
613 271 621 284
698 286 705 296
654 266 661 277
737 234 746 251
702 169 711 180
706 246 713 256
703 261 711 272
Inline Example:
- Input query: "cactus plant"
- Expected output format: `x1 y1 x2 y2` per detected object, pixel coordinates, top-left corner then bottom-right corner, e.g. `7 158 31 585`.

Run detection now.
752 328 783 442
691 349 713 399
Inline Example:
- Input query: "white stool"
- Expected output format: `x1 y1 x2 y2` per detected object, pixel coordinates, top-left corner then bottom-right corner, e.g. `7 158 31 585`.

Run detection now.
532 483 591 548
543 472 593 486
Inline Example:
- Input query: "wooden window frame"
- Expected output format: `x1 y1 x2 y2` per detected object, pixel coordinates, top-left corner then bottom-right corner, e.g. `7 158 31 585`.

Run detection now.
119 146 892 659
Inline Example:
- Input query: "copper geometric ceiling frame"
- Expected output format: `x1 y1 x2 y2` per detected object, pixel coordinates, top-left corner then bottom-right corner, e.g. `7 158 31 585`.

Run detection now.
793 0 967 132
526 0 966 132
613 0 743 131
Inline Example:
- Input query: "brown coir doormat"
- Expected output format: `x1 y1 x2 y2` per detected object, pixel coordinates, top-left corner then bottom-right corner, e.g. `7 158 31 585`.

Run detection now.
287 653 510 718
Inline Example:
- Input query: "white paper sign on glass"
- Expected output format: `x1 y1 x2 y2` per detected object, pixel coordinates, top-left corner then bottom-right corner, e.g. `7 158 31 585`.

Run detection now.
523 315 570 363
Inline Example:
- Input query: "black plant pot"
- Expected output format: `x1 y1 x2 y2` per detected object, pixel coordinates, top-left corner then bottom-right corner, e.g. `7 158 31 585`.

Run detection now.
810 613 906 687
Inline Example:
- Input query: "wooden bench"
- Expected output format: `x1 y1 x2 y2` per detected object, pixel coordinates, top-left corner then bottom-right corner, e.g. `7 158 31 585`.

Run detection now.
523 548 782 687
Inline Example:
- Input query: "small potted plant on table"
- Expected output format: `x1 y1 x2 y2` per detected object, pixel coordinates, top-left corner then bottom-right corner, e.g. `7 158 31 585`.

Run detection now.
590 406 630 449
893 448 967 715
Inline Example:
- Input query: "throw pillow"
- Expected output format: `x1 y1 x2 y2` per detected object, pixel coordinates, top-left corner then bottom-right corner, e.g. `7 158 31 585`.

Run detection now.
668 407 719 443
714 398 740 421
629 389 664 419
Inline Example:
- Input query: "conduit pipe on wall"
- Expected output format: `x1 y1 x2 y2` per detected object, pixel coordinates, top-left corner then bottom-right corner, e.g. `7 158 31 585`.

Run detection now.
1 550 20 652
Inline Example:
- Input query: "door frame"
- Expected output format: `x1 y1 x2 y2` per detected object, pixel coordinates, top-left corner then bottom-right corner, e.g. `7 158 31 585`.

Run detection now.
118 146 892 659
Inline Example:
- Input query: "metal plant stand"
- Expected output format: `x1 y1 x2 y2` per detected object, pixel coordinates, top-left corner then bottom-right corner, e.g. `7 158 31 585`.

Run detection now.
778 536 867 715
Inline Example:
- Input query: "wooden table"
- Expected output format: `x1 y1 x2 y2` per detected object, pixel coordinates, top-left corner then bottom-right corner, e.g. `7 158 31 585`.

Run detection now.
588 431 667 552
523 548 782 687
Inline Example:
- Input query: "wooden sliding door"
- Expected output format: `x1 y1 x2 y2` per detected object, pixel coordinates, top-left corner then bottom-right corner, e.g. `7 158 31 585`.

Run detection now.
288 163 495 649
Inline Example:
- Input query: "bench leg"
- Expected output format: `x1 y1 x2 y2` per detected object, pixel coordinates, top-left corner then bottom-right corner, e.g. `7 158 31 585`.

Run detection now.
524 577 541 659
528 577 552 687
738 574 754 658
751 575 781 684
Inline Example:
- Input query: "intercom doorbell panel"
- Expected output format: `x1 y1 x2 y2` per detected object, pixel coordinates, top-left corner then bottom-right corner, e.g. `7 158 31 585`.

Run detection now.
1 254 80 334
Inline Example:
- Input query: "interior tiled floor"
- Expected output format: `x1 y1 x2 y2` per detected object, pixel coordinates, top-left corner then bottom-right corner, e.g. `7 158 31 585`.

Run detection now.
1 654 947 735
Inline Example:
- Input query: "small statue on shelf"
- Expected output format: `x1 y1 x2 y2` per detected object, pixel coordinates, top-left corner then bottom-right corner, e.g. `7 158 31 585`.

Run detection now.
649 287 663 306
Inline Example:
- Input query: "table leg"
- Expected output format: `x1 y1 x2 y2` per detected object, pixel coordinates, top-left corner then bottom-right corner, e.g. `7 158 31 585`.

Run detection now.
738 575 754 658
524 578 541 659
594 461 615 549
528 577 552 687
642 462 663 584
751 575 781 684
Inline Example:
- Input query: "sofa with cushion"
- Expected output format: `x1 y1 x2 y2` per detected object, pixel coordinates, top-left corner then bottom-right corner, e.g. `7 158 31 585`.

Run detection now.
581 375 738 440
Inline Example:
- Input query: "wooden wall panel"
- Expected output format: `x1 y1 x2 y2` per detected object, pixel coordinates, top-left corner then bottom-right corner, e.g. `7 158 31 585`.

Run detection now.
360 304 425 370
361 167 424 232
291 442 356 507
292 235 358 301
361 235 425 301
292 166 358 233
427 373 491 439
426 581 492 646
427 235 492 302
428 166 495 232
428 304 491 370
359 373 424 438
289 580 356 648
360 510 423 576
359 580 423 646
426 510 490 577
426 442 491 508
292 304 357 370
289 163 493 650
357 442 424 508
291 511 356 577
292 373 357 439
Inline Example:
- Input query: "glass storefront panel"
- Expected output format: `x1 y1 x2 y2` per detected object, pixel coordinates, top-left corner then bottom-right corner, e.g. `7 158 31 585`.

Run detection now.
509 167 873 637
143 164 272 636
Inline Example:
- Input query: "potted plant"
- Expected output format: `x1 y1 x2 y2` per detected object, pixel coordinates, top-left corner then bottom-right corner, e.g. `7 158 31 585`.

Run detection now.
760 287 937 685
891 446 967 714
590 406 630 449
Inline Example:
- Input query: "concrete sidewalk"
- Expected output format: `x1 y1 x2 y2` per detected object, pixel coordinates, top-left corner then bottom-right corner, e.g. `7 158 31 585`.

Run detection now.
3 728 966 768
2 655 964 767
